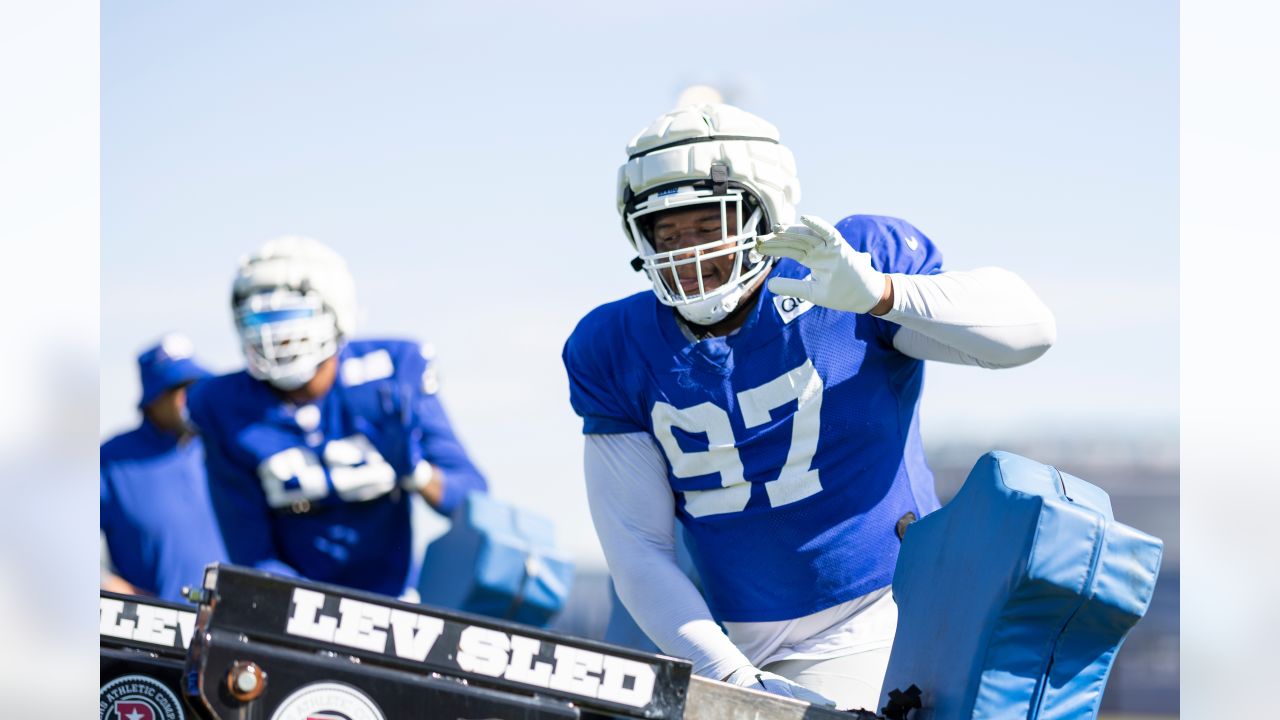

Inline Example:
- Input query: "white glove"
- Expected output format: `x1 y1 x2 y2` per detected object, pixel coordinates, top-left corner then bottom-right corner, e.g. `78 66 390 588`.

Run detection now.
723 665 838 708
758 215 888 314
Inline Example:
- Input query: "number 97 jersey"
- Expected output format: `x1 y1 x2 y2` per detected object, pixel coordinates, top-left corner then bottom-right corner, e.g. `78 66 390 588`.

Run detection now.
563 215 944 623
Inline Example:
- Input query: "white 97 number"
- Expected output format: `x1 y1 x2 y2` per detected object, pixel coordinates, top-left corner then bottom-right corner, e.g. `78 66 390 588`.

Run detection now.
257 434 398 509
651 359 824 518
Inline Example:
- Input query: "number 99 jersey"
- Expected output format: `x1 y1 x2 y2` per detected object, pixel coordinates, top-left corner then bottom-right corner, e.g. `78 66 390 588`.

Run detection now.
563 215 944 623
187 339 487 597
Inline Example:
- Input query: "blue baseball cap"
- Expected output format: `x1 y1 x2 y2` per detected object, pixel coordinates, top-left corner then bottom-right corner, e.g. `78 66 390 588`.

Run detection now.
137 333 213 409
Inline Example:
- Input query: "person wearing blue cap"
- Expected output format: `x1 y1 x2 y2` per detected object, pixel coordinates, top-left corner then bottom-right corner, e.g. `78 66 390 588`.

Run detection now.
100 333 229 601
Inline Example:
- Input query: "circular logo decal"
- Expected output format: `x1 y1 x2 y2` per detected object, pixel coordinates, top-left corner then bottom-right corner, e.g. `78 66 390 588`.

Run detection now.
100 674 184 720
270 682 385 720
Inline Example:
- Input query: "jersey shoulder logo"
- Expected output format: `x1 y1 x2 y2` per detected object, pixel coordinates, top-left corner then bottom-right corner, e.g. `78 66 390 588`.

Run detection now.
341 349 395 387
772 291 815 325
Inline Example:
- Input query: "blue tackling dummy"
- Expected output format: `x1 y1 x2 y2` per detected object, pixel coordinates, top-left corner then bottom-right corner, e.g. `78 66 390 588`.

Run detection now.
881 451 1162 719
418 492 575 627
565 214 944 623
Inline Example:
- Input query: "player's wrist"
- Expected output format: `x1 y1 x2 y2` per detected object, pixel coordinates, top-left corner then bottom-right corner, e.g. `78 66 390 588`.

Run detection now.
404 460 434 490
404 460 446 506
869 275 894 316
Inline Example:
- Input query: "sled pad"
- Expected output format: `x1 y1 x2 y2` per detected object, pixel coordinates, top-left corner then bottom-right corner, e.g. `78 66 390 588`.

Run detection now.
880 451 1162 719
418 492 574 627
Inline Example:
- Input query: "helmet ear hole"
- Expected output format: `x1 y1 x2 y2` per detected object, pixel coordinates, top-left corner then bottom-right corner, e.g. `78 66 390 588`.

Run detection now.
635 214 656 240
741 193 767 234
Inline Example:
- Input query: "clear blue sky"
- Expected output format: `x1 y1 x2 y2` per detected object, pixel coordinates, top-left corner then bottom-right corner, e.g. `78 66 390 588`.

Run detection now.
102 1 1176 560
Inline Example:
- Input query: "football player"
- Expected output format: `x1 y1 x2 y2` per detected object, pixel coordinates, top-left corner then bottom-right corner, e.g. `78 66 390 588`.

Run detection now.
188 236 487 597
563 104 1057 711
100 334 228 601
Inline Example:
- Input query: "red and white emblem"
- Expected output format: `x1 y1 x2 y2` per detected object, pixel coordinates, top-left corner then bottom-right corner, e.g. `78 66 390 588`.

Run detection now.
100 675 183 720
114 701 156 720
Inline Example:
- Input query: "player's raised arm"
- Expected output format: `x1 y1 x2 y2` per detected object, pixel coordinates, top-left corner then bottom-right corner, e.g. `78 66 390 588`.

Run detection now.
760 214 1055 368
882 267 1056 368
758 215 895 315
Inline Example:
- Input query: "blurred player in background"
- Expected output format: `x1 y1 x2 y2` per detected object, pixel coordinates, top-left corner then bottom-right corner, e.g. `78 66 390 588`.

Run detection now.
563 103 1057 711
187 236 487 597
100 334 228 601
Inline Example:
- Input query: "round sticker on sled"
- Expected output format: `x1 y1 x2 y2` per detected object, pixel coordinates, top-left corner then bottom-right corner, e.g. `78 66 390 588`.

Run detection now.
270 682 385 720
100 674 185 720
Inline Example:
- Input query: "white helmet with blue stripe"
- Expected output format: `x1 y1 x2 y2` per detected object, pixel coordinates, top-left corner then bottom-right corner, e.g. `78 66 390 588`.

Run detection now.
232 236 357 391
618 103 801 325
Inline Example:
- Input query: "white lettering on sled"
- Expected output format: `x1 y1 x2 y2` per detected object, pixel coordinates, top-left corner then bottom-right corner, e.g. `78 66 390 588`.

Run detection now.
99 597 196 649
282 587 658 708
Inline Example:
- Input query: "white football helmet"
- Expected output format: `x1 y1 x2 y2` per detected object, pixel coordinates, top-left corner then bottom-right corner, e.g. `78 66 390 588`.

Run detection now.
618 103 801 325
231 236 357 391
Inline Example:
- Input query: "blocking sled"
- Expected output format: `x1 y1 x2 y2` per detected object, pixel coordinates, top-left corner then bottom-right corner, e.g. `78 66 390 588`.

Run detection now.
178 564 874 720
98 451 1162 719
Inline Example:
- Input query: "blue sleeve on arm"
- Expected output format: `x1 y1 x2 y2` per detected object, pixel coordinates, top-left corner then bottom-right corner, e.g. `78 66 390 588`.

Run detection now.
380 345 488 515
413 390 488 515
562 319 645 435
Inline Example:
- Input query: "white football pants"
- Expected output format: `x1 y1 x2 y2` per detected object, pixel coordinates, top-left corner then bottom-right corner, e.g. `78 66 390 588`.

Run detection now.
763 646 892 713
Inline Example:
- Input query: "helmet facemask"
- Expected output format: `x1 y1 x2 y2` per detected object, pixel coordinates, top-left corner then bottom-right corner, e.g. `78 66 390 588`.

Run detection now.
617 104 801 325
625 183 773 326
234 288 340 391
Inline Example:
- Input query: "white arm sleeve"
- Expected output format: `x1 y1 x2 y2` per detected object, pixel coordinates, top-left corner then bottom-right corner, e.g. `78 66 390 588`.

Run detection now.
584 432 751 680
883 267 1056 368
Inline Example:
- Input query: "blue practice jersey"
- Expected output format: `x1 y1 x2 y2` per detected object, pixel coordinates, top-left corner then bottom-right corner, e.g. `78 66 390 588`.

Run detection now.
187 339 487 597
564 215 945 623
100 420 229 602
